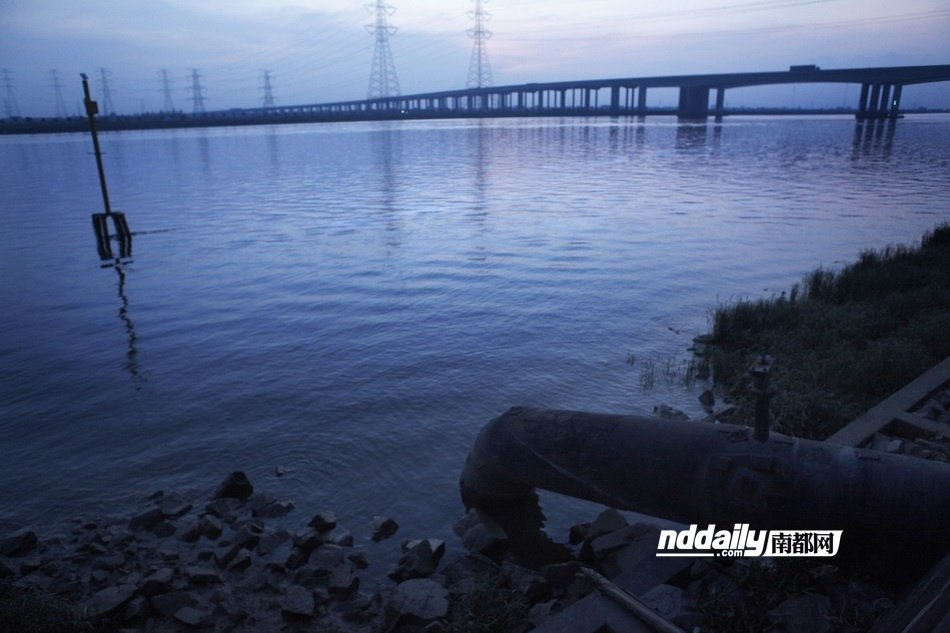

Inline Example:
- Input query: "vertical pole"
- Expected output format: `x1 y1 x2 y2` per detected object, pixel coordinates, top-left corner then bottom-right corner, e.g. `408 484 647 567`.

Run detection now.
750 356 775 442
81 73 112 216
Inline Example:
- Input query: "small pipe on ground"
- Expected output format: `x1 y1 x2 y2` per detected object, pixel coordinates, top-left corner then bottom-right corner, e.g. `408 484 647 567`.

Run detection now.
578 567 687 633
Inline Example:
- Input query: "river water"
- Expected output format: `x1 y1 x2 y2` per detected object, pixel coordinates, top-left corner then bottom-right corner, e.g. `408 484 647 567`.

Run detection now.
1 115 948 545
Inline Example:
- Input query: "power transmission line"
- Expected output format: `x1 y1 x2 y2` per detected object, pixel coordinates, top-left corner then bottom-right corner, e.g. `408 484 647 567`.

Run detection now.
467 0 493 88
160 69 175 112
99 67 115 115
262 70 276 107
2 68 21 118
50 69 68 118
366 0 400 98
188 68 206 113
505 3 947 39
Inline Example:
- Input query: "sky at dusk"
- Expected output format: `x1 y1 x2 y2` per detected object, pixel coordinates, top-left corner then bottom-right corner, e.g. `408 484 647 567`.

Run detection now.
2 0 949 116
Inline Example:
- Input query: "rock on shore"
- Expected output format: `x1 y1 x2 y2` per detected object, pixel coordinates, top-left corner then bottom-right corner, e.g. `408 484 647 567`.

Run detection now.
0 473 573 632
1 471 902 632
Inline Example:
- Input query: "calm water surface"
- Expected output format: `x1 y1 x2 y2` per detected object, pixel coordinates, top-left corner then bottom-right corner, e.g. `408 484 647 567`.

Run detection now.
2 115 949 545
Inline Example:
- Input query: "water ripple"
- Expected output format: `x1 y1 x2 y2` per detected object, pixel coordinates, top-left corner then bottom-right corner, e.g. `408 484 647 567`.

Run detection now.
1 116 949 538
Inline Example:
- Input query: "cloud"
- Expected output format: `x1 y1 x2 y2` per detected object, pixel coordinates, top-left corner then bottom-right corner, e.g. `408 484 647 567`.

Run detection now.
2 0 947 116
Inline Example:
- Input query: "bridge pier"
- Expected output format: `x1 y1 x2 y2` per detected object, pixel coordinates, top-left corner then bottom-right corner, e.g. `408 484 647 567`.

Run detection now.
890 84 903 117
878 84 891 115
678 86 710 119
714 88 725 122
868 84 881 119
637 87 647 117
857 82 902 120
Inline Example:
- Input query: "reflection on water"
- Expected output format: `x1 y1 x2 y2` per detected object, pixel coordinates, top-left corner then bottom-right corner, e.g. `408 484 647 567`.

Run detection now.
113 263 145 388
198 132 211 175
166 134 181 172
1 115 949 542
92 210 142 386
675 123 711 150
471 120 489 220
266 127 280 173
852 119 897 159
372 126 402 246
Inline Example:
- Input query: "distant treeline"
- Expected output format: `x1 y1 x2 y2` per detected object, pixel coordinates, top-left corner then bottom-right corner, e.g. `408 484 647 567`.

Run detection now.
2 107 948 136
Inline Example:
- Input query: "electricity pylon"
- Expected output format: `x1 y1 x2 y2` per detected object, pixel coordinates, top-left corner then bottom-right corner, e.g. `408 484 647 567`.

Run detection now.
366 0 400 98
160 69 175 112
188 68 206 113
50 69 68 117
467 0 493 88
99 67 115 115
1 68 20 118
262 70 276 108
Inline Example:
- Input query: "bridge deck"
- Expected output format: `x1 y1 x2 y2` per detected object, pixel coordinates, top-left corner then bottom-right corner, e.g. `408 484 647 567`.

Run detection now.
2 64 948 134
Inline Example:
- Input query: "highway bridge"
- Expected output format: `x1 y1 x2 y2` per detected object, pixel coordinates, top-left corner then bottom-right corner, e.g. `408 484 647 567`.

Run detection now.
3 64 949 134
261 63 950 122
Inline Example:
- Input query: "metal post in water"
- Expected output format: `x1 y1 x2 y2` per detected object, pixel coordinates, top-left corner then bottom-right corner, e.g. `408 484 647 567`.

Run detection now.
749 355 775 442
83 73 131 260
81 73 112 216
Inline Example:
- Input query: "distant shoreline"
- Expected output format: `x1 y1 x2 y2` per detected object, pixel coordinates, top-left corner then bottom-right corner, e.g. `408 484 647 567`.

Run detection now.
2 107 948 136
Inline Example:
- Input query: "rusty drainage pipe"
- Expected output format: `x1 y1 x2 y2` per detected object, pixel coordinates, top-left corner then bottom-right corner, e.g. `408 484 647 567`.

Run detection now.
459 407 950 578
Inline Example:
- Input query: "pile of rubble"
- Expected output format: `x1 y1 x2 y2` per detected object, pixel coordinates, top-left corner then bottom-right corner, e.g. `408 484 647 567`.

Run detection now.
0 470 614 632
0 470 904 632
1 469 506 632
2 471 396 631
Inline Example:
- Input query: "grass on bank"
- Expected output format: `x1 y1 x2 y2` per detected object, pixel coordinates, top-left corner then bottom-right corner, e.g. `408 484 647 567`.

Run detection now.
445 576 529 633
711 222 950 439
695 559 888 633
0 580 107 633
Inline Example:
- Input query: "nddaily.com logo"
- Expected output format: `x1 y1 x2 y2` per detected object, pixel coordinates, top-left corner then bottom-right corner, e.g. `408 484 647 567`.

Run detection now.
657 524 842 558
